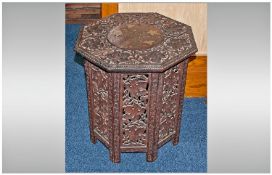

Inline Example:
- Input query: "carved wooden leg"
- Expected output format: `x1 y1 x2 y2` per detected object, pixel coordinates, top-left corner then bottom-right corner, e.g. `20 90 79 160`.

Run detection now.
172 100 183 145
84 60 97 145
110 145 120 163
90 131 97 144
110 150 120 163
173 60 188 146
147 152 157 162
110 73 121 163
147 73 163 162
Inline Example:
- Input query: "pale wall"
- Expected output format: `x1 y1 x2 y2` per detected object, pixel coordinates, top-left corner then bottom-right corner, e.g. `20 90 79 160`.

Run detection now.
119 3 207 56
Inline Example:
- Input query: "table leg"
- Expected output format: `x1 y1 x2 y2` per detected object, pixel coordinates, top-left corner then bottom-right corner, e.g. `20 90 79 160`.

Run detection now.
146 73 163 162
173 60 188 146
110 73 121 163
90 132 97 144
84 61 97 145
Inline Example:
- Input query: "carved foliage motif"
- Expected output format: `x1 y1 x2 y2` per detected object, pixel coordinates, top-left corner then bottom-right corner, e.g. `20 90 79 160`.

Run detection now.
91 64 111 141
121 74 149 147
159 65 180 141
75 13 196 71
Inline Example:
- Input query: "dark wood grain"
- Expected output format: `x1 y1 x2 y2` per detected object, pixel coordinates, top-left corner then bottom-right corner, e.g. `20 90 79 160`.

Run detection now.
65 3 101 24
76 13 197 163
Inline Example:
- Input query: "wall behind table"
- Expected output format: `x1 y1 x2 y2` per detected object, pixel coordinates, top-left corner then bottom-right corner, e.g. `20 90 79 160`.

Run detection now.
119 3 207 56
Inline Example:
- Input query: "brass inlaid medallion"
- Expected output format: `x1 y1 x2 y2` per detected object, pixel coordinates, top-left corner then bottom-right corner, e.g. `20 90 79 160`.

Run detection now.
107 23 164 50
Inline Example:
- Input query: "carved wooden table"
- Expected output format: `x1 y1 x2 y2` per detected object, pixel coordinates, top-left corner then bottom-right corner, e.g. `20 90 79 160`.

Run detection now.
75 13 198 163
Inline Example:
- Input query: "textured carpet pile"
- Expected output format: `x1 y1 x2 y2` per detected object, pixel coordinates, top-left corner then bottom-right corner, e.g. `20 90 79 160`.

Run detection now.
65 24 207 172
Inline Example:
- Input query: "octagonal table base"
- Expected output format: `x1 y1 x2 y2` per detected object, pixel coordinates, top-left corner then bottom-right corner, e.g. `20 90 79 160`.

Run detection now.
84 59 189 163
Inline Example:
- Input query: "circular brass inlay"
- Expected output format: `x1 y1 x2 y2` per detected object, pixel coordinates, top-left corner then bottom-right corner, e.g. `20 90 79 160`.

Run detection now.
107 23 164 50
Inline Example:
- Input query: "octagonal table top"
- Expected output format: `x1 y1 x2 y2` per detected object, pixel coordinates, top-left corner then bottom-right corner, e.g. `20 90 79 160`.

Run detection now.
75 13 198 73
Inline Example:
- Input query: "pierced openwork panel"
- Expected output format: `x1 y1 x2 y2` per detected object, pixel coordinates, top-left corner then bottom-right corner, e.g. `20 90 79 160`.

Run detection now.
90 64 112 142
121 74 149 147
158 64 181 142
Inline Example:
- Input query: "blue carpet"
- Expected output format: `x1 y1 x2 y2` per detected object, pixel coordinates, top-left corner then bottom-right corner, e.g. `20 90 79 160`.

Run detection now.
65 24 207 172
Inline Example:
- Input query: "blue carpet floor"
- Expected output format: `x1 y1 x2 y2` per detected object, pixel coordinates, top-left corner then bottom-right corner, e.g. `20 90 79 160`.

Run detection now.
65 24 207 172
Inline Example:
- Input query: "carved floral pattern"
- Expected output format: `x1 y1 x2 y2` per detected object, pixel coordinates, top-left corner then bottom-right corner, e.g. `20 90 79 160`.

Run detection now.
159 65 180 141
75 13 197 72
91 64 111 141
121 74 149 146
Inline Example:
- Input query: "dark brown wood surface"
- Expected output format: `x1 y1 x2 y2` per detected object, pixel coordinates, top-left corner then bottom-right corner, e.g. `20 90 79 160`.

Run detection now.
83 60 189 162
75 12 199 162
100 3 207 97
65 3 101 24
75 13 197 73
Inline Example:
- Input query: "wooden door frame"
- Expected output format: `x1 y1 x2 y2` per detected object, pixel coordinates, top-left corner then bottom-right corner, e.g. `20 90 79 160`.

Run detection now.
101 3 118 17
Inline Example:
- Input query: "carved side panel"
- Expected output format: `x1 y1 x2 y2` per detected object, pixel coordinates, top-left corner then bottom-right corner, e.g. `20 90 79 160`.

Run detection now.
90 64 112 142
159 64 181 142
121 74 149 147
